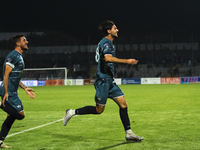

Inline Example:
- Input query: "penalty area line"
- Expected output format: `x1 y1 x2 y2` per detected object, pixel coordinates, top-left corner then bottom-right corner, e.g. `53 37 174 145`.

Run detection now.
7 118 63 138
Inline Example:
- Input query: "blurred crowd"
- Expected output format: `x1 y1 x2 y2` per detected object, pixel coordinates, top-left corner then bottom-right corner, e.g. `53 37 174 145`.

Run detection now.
0 31 200 80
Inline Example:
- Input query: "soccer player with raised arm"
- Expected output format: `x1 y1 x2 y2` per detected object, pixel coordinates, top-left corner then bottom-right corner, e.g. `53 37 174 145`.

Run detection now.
0 34 35 148
63 20 144 141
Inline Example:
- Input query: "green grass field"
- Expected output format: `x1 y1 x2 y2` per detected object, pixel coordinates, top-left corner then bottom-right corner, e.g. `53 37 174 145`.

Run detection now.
0 84 200 150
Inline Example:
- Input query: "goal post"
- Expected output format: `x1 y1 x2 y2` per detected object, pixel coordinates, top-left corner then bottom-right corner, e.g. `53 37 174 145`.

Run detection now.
22 67 68 81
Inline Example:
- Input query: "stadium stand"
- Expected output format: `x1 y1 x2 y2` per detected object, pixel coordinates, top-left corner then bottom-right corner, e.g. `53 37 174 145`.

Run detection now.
0 32 200 79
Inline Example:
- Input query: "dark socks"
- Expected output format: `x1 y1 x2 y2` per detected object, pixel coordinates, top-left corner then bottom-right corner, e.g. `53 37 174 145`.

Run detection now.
75 106 131 131
75 106 98 115
3 104 24 120
120 107 131 131
0 104 24 142
0 116 15 141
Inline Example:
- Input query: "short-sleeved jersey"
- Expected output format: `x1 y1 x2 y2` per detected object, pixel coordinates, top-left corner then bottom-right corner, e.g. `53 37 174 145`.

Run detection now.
95 38 115 79
1 50 24 96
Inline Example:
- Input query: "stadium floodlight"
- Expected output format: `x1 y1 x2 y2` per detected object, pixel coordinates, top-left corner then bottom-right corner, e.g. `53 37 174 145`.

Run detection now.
22 67 68 81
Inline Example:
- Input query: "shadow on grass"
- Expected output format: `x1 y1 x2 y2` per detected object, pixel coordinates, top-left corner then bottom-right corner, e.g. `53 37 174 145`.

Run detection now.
51 134 130 142
52 134 141 149
96 141 141 150
51 134 88 142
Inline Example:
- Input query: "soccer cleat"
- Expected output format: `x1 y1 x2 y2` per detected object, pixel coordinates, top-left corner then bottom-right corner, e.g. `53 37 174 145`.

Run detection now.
126 133 144 141
63 109 74 126
0 141 11 148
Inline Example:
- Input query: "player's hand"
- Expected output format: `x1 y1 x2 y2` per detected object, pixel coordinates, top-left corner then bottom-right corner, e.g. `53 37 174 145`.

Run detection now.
25 88 35 99
126 59 139 65
2 93 9 106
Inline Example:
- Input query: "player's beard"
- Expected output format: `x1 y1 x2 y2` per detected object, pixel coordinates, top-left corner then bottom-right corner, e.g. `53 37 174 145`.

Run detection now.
21 45 28 51
112 34 118 39
111 33 118 39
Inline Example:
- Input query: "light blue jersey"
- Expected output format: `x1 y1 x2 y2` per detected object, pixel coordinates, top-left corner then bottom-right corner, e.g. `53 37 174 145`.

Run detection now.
1 50 24 96
95 38 115 79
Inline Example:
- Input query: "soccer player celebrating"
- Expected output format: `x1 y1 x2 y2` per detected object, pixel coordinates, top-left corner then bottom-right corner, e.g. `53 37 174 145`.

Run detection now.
63 20 144 141
0 34 35 148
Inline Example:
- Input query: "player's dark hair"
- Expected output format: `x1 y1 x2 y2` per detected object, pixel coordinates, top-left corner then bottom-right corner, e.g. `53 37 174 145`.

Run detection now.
98 20 114 36
12 34 24 47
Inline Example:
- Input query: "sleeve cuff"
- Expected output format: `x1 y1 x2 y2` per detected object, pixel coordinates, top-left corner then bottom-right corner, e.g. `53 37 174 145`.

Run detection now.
6 62 15 68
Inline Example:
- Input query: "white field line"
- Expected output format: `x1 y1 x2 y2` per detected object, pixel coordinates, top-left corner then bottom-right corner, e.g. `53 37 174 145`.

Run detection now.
7 118 63 138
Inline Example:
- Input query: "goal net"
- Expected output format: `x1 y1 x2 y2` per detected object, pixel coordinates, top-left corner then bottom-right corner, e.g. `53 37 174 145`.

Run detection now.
21 67 68 81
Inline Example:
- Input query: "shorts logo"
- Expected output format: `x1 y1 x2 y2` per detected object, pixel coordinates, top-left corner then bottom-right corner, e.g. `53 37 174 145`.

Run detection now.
17 105 21 108
97 97 101 101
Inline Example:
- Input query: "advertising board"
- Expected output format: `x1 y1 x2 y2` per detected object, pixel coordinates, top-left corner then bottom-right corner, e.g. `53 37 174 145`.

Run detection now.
181 77 200 84
114 78 122 85
161 78 181 84
84 79 95 85
45 79 64 86
141 78 161 84
21 80 38 86
38 81 46 86
122 78 141 84
75 79 84 85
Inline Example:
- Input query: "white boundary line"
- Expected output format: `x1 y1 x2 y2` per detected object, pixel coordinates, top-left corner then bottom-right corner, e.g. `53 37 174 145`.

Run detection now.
7 119 63 138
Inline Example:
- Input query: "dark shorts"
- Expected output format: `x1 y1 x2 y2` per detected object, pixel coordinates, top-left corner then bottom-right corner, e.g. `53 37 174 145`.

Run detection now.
1 94 24 112
94 77 124 106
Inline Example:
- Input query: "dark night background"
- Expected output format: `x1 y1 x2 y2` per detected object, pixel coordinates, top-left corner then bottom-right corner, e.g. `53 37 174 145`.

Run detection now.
0 0 200 79
1 0 200 36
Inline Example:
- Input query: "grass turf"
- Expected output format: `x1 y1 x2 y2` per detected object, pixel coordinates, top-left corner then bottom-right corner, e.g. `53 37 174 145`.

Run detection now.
0 84 200 149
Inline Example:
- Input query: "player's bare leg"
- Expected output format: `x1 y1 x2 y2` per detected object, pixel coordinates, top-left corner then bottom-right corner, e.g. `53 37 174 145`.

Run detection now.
18 110 25 116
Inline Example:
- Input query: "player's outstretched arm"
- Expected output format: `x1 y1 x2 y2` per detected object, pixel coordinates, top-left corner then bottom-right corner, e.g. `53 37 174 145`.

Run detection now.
104 55 139 65
126 59 139 65
19 81 35 99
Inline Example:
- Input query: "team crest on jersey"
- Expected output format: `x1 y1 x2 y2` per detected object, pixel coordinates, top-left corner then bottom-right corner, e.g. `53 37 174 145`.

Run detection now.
7 58 12 63
104 43 109 48
103 43 109 52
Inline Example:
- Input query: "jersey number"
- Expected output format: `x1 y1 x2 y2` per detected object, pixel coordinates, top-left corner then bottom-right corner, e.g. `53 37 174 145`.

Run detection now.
95 47 100 62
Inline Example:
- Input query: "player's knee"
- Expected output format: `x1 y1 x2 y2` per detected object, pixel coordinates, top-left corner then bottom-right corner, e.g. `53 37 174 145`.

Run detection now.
18 115 25 120
96 106 104 114
120 102 127 108
96 109 104 114
16 112 25 120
